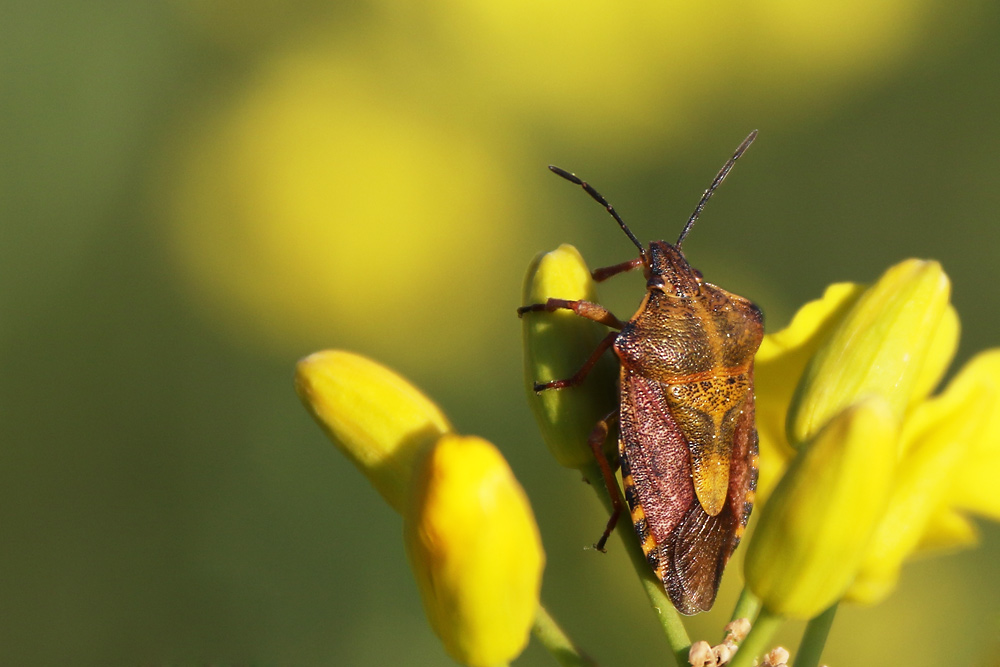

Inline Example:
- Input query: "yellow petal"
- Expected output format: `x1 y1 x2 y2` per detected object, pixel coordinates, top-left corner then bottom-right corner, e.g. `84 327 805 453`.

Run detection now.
294 350 453 513
938 349 1000 520
788 259 953 446
753 282 866 502
744 398 898 619
845 369 992 605
909 304 960 403
405 435 545 667
521 244 619 469
916 508 979 553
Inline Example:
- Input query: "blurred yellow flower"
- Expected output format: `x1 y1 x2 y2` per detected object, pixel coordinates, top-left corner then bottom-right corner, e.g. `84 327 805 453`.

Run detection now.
294 350 452 512
520 244 618 469
163 47 519 366
405 434 545 667
161 0 958 364
389 0 943 151
750 258 1000 612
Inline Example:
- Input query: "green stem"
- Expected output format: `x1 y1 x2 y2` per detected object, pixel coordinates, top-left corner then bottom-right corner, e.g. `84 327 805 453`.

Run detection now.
583 461 691 666
794 603 837 667
730 587 761 626
727 606 784 667
532 603 598 667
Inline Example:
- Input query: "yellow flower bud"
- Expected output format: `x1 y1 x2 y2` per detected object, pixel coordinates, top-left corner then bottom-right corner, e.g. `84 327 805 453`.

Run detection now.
788 260 955 446
745 399 898 619
845 361 992 604
404 435 545 667
521 244 618 468
294 350 453 512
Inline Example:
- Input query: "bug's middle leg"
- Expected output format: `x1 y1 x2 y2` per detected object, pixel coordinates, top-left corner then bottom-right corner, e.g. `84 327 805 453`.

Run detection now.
531 330 618 393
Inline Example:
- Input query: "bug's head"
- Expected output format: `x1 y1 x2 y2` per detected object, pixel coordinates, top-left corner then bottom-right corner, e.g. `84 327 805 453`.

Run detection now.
548 128 756 297
646 240 702 297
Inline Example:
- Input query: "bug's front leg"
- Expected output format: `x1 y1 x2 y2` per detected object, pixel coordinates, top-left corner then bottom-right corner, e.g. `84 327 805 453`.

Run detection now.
591 257 644 282
517 298 626 329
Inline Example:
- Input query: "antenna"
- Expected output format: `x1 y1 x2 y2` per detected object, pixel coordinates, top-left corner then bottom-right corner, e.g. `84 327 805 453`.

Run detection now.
549 165 646 258
676 129 757 248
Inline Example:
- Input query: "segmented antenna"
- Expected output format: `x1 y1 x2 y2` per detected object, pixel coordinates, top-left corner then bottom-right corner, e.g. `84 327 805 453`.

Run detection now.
676 130 758 248
548 165 646 258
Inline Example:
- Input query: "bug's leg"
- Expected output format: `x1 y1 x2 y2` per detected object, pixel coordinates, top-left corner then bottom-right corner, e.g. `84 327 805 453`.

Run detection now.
533 330 618 393
587 411 623 552
592 257 644 282
516 298 625 329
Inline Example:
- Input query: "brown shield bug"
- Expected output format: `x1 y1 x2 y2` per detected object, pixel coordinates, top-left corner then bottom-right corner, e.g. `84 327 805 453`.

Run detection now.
518 131 763 614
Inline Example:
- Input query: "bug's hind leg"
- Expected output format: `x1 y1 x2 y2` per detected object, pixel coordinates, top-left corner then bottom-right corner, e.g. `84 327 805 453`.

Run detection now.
586 411 623 553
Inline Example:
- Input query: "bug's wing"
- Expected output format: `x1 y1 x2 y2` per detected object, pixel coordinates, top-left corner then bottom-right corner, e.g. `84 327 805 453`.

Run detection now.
664 491 736 614
619 371 738 615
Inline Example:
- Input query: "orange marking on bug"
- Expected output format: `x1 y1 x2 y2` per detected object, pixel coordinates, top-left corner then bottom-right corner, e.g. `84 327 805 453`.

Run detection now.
658 364 755 386
693 452 731 516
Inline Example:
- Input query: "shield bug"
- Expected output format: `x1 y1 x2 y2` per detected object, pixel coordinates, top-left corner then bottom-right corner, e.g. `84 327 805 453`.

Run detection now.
518 131 763 614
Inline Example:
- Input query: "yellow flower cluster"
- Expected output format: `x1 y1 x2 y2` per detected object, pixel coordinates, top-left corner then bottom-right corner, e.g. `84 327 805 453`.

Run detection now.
518 246 1000 622
295 250 1000 664
296 351 544 667
747 259 1000 617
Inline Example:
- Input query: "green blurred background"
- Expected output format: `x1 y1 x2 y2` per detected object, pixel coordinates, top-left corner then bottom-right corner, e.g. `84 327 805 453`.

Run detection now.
3 1 999 664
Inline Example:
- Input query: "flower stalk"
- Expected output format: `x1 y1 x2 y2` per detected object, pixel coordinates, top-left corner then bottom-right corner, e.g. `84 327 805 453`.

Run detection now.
794 603 838 667
532 605 598 667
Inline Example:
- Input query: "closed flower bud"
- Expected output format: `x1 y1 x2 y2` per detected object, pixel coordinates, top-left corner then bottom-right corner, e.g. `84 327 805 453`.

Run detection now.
404 435 544 667
745 399 898 619
294 350 453 512
788 260 956 446
521 244 618 468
